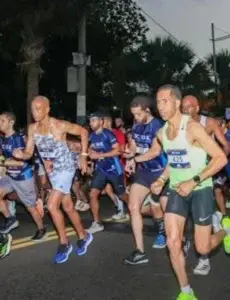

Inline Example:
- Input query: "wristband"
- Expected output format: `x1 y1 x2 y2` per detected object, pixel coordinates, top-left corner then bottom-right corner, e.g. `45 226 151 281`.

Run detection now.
159 175 167 182
81 152 88 157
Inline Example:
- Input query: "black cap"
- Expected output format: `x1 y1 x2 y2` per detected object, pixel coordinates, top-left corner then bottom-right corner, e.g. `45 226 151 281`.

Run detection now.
88 111 105 119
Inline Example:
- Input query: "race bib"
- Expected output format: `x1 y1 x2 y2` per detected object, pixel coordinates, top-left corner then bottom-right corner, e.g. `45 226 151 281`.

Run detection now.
39 150 55 161
136 146 149 155
167 149 191 169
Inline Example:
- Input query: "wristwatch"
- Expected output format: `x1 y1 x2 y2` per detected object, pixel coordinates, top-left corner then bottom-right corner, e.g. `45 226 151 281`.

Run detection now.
193 175 201 184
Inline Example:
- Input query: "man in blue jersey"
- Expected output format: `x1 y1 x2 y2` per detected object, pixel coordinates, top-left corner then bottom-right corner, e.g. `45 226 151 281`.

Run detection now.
87 111 128 233
0 112 46 240
124 95 167 265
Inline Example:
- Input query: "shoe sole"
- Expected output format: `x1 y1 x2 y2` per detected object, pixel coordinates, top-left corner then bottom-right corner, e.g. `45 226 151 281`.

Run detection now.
76 233 94 256
0 221 19 234
54 244 73 264
0 234 12 259
86 227 104 234
152 244 167 249
193 270 210 276
31 233 48 243
124 259 149 265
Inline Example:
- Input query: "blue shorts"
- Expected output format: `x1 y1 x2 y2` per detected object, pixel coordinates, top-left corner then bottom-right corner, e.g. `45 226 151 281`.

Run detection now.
49 170 75 194
91 170 125 196
133 169 163 189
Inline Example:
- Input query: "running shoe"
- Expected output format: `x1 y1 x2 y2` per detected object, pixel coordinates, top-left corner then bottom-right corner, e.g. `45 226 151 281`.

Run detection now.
112 210 127 220
182 237 191 258
212 211 223 233
87 221 104 234
152 234 167 249
124 249 149 265
177 290 197 300
0 234 12 259
76 232 93 256
78 202 90 212
0 216 19 234
54 243 73 264
31 228 47 242
222 217 230 254
193 258 211 275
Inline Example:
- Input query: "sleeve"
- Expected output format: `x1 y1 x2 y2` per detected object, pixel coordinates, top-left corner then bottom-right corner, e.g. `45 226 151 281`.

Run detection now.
106 130 117 146
131 124 136 140
13 134 25 150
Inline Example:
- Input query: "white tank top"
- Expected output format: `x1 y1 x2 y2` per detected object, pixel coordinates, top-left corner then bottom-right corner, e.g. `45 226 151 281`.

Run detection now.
199 115 207 127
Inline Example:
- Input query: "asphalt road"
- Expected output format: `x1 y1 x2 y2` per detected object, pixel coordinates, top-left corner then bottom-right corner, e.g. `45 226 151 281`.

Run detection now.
0 199 230 300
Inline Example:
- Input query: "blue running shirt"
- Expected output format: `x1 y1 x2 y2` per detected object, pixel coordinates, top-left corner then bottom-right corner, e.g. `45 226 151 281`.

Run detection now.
0 132 33 180
132 118 167 172
89 129 123 175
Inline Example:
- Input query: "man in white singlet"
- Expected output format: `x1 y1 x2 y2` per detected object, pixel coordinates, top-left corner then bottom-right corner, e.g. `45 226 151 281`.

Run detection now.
182 95 230 275
151 85 230 300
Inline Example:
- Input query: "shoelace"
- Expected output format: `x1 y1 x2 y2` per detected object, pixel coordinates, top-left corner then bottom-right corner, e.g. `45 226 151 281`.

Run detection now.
57 244 69 254
76 239 84 248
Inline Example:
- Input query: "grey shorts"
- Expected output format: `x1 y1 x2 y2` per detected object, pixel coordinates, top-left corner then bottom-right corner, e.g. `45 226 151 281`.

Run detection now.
165 187 214 226
0 176 37 207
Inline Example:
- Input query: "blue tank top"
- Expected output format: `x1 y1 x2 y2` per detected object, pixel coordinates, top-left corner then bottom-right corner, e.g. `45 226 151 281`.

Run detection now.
89 128 123 175
132 118 167 172
0 132 33 180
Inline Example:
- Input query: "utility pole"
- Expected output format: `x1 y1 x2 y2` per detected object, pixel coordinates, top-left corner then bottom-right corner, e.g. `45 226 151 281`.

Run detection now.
211 23 218 99
77 14 86 124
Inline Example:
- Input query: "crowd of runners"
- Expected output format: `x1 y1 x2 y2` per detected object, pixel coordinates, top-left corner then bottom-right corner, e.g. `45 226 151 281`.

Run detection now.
1 85 230 300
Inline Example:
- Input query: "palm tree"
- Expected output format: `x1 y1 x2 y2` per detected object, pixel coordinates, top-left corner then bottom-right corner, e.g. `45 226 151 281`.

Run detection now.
121 37 212 98
0 0 87 124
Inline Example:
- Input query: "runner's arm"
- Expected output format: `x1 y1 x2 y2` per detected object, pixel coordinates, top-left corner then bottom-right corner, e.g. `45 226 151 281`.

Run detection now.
100 143 120 158
13 125 35 160
64 121 88 155
134 138 161 163
189 121 227 182
1 159 24 167
156 129 169 182
209 118 230 155
134 128 163 163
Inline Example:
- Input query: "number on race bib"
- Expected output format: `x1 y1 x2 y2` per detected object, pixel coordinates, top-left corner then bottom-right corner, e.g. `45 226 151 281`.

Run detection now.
167 149 191 169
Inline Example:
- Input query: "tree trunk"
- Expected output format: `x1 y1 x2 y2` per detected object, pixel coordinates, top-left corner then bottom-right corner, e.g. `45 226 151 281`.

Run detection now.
27 63 40 125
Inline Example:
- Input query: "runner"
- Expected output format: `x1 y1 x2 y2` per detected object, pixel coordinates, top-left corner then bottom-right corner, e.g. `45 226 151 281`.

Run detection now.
103 114 126 219
182 95 230 274
87 111 128 233
13 96 93 263
0 112 45 240
124 95 167 266
152 84 230 300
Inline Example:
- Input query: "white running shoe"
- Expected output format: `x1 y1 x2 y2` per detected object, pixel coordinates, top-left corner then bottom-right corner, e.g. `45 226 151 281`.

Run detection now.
75 200 83 210
212 211 223 233
193 258 211 276
112 211 126 220
78 202 90 212
87 222 104 234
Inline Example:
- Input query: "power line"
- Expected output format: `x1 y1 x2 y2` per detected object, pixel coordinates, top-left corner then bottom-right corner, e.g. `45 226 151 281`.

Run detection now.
138 5 205 63
214 26 230 36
